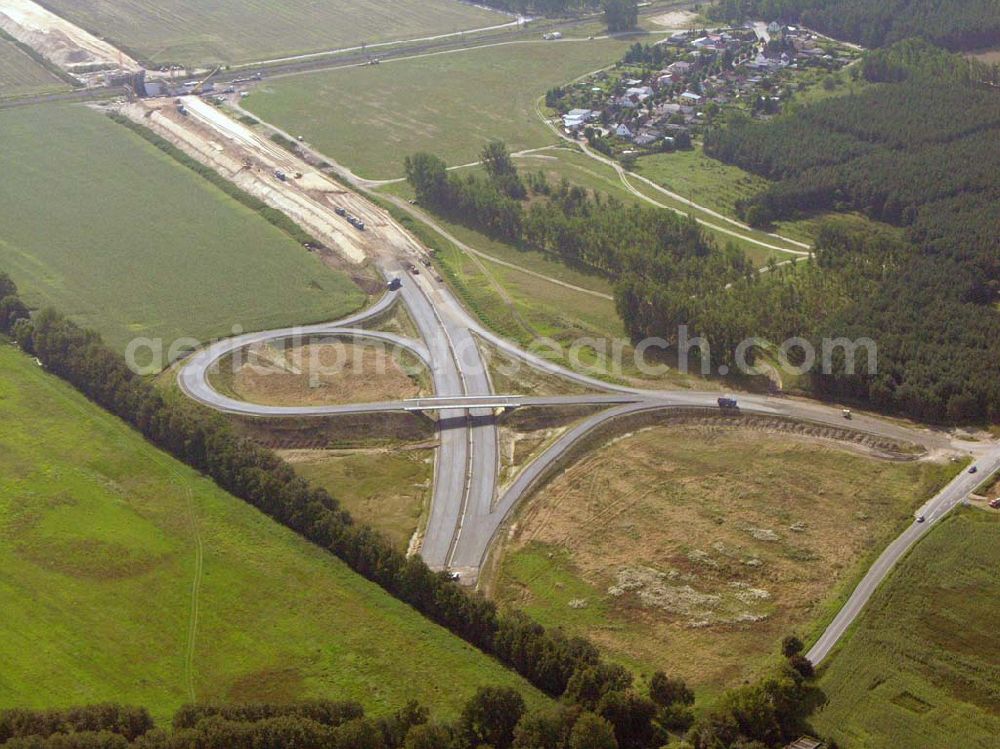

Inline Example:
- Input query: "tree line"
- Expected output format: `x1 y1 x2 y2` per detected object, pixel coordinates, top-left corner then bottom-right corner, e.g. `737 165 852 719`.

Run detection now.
0 270 829 747
470 0 600 16
0 639 821 748
405 145 748 291
706 0 1000 51
0 273 609 703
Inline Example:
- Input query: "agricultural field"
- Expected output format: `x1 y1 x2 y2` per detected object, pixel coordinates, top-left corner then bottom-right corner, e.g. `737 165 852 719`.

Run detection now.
0 344 541 721
813 508 1000 748
0 34 68 99
281 448 433 552
244 38 637 180
0 104 364 357
208 340 429 407
38 0 508 67
490 424 958 697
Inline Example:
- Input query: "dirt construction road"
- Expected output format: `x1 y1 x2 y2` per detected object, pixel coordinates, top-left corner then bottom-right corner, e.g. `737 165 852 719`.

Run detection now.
0 0 140 77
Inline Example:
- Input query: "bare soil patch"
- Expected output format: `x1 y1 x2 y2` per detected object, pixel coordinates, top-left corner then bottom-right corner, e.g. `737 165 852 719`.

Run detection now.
648 10 700 30
0 0 139 75
212 341 426 407
494 424 958 692
970 48 1000 64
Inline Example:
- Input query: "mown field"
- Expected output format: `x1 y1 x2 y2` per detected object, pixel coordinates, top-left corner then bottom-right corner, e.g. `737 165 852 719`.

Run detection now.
490 424 958 698
0 105 364 358
39 0 507 66
245 38 637 180
813 507 1000 748
0 344 540 722
0 35 67 99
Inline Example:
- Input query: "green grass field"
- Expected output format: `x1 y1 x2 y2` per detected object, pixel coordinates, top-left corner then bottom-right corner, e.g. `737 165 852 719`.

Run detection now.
0 104 364 358
634 147 769 223
813 507 1000 748
633 145 885 249
39 0 507 66
491 426 958 698
0 36 68 99
245 39 635 180
0 344 541 722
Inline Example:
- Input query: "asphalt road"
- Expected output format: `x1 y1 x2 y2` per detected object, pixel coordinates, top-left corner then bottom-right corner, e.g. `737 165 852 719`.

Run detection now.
806 446 1000 664
168 87 994 671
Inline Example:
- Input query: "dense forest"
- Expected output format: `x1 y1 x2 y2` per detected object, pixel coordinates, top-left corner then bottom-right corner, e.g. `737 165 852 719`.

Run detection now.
681 46 1000 421
0 276 824 749
406 46 1000 423
707 0 1000 51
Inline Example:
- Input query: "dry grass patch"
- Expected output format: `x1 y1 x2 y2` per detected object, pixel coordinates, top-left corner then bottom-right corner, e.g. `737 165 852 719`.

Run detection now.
494 424 958 694
210 340 428 406
482 339 595 398
281 447 433 551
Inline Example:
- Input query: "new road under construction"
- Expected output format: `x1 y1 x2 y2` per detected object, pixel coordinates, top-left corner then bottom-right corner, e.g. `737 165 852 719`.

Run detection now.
133 88 1000 666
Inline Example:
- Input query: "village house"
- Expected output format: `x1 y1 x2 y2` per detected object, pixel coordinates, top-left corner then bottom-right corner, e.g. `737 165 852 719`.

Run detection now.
614 123 634 140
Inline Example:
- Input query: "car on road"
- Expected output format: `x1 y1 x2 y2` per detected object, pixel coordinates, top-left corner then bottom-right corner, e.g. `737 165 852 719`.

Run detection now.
916 515 926 523
446 571 461 582
387 278 402 291
842 408 852 419
969 466 978 474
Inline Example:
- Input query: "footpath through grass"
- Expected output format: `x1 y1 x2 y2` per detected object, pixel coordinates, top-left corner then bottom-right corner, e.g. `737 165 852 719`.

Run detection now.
813 506 1000 748
0 105 364 358
0 344 542 721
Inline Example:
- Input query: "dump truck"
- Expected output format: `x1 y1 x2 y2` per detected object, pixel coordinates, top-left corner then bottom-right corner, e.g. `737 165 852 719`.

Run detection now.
274 170 287 181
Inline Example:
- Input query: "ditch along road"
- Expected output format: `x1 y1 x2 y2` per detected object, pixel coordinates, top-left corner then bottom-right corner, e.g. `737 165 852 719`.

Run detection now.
145 96 1000 668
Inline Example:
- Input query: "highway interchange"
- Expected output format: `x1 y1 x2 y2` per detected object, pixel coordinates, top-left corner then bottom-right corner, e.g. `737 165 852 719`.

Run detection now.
19 0 989 667
169 93 1000 663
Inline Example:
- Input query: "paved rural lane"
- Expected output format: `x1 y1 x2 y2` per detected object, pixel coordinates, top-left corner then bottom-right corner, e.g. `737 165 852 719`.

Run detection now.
806 447 1000 664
